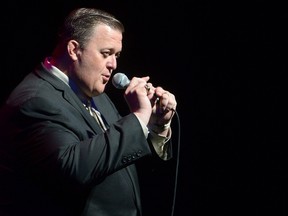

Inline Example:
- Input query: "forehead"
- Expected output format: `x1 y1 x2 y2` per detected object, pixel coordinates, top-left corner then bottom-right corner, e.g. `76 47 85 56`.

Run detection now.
89 24 123 47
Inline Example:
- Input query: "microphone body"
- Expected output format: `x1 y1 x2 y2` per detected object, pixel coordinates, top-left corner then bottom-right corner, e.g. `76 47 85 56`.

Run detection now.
112 73 130 89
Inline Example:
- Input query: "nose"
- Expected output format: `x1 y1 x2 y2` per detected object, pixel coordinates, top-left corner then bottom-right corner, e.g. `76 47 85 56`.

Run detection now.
107 55 117 71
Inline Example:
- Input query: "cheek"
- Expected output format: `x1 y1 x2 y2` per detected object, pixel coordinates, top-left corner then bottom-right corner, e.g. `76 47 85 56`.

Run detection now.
81 59 100 80
80 54 105 83
83 71 99 86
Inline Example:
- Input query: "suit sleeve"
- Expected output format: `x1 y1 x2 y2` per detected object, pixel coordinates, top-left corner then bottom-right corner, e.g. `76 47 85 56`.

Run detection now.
6 96 152 189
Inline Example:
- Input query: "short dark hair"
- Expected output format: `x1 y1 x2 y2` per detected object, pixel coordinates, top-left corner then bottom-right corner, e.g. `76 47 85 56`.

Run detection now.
56 7 125 49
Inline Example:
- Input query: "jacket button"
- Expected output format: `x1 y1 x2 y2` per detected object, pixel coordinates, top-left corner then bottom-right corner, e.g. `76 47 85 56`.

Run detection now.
127 154 132 161
122 157 128 163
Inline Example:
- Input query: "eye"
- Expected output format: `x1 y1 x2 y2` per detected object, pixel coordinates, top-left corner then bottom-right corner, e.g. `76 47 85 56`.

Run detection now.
115 52 121 59
101 50 121 59
102 52 110 58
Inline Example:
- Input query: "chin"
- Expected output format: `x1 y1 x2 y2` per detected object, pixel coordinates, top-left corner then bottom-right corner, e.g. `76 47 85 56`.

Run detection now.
92 88 104 96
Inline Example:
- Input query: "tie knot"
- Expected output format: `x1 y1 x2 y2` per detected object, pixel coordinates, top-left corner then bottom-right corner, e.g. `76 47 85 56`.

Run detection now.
86 99 92 107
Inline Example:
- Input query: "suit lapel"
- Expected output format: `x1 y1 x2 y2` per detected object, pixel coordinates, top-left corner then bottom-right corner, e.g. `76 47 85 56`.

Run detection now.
35 65 103 134
62 90 104 134
92 94 119 128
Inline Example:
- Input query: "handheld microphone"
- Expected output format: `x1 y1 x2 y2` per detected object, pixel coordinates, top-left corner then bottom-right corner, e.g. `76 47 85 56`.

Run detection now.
112 73 130 89
112 72 152 93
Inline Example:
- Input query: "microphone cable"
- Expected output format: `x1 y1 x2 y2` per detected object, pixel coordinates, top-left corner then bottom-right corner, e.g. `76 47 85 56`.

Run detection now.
170 109 181 216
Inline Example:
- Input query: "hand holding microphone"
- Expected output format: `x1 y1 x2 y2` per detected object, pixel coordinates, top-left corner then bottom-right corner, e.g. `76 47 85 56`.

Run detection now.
112 73 154 125
112 73 177 133
112 73 156 99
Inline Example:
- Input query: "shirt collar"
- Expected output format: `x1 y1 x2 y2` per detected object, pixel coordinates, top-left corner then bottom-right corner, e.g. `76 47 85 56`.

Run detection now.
43 57 91 105
43 57 69 86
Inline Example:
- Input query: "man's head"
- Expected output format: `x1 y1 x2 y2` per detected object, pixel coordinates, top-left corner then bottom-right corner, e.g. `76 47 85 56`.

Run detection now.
52 7 125 97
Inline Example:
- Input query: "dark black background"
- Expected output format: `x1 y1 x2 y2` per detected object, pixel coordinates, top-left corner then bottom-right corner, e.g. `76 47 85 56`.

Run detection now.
1 1 286 215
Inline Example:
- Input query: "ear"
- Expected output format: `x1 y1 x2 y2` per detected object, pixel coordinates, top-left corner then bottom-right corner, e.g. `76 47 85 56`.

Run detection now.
67 40 80 61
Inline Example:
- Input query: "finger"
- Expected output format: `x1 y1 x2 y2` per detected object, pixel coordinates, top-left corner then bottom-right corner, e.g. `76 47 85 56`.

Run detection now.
126 77 148 93
159 92 177 113
154 92 168 114
160 92 170 106
166 93 177 111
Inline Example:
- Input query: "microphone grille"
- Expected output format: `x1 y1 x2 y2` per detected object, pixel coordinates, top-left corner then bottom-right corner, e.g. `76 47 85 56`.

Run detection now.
112 73 130 89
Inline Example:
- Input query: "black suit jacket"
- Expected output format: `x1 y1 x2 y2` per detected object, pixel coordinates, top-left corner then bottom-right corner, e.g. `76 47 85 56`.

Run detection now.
0 64 166 216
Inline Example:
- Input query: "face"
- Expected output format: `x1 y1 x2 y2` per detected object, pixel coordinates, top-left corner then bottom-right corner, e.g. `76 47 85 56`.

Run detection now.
68 24 122 97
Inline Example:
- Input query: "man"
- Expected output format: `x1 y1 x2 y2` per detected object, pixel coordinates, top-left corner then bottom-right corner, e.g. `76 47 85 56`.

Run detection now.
0 7 177 216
